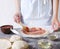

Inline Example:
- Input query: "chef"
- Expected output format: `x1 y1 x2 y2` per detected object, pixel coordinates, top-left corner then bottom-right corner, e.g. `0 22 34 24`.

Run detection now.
14 0 60 30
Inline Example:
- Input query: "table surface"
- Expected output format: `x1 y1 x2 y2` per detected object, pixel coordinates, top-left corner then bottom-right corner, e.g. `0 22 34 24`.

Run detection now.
0 28 60 49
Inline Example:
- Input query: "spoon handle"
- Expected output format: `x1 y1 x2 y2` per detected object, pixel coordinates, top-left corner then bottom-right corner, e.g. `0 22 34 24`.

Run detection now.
18 22 25 27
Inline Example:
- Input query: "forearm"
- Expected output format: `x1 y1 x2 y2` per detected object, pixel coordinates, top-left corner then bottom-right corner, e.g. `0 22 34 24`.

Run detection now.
53 0 59 19
14 0 21 13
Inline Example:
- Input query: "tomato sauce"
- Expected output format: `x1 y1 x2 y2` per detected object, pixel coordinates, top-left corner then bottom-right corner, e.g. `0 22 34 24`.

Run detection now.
22 27 46 35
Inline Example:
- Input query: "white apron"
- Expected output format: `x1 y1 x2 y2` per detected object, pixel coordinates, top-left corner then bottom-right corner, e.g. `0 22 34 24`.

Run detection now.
21 0 53 27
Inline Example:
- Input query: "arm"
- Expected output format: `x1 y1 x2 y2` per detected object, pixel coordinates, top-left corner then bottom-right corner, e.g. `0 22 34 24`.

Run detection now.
52 0 60 30
14 0 21 23
14 0 21 13
53 0 59 19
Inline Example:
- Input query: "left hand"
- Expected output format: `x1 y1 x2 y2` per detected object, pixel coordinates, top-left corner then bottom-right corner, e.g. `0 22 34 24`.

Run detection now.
52 18 60 30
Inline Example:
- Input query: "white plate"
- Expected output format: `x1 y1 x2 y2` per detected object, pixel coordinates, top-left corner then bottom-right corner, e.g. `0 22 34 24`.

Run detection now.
11 28 53 38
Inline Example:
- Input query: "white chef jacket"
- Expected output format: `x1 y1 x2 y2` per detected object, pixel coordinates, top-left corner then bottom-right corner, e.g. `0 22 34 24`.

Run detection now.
21 0 53 27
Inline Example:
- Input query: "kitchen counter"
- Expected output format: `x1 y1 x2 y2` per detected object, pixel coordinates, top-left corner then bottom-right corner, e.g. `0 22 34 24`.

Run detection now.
0 28 60 49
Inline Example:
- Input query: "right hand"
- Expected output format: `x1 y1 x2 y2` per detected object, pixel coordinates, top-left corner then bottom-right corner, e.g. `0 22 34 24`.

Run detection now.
14 13 21 23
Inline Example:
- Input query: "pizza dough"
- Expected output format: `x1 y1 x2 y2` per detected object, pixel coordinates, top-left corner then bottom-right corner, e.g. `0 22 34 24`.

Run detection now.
23 27 46 35
12 40 29 49
0 35 29 49
0 39 11 49
10 35 22 43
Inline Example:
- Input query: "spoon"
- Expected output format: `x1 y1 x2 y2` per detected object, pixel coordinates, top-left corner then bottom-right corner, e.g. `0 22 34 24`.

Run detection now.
18 22 29 32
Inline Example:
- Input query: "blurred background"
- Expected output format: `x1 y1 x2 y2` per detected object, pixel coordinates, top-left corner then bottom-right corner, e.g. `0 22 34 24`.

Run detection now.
0 0 60 28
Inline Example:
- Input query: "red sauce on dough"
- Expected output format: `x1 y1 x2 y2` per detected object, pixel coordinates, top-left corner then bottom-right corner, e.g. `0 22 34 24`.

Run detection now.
22 27 46 35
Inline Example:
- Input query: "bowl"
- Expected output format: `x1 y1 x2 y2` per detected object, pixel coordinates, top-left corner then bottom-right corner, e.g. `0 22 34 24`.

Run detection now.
48 33 58 41
1 25 13 34
38 39 52 49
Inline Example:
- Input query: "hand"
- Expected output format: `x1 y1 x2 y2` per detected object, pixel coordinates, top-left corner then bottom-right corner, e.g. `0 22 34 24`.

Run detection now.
52 18 60 30
14 12 21 23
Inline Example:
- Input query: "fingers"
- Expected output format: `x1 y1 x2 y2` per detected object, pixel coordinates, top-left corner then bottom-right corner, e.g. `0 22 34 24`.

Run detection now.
14 14 21 23
57 22 60 27
52 22 59 30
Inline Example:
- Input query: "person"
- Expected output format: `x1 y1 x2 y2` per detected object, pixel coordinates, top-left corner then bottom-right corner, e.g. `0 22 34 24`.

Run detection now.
14 0 60 31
